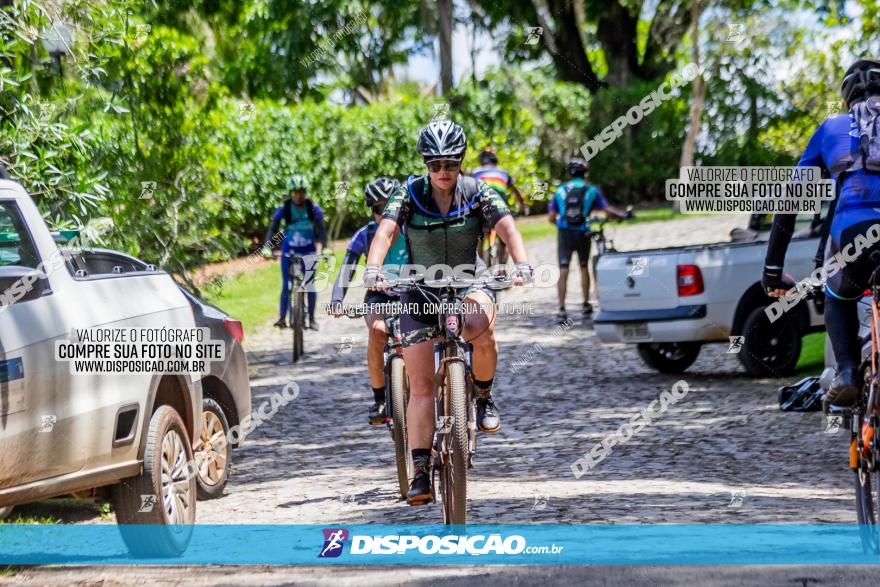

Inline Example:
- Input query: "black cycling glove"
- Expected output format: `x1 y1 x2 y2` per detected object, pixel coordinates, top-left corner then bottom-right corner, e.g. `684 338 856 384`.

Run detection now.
761 265 787 294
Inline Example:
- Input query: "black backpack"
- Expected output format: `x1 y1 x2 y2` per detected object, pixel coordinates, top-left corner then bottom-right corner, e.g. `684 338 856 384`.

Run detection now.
564 185 589 226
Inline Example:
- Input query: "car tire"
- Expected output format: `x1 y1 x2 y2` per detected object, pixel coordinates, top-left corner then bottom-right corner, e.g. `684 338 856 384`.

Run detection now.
0 506 13 520
738 305 801 377
112 405 196 557
194 397 231 500
637 342 701 373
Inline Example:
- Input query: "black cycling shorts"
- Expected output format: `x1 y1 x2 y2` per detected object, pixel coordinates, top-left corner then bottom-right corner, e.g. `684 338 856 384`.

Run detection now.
399 286 497 347
558 227 591 268
827 211 880 300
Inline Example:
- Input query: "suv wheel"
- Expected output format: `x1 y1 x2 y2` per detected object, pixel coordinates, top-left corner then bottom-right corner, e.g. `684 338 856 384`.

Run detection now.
637 342 701 373
738 305 801 376
112 405 196 557
193 397 231 500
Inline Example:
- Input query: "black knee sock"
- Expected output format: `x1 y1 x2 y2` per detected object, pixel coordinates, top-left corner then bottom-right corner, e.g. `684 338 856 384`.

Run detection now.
825 295 860 372
372 386 385 403
412 448 431 474
474 377 494 399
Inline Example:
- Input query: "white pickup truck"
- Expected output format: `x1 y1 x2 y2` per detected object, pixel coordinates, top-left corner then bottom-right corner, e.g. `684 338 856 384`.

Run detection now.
594 213 826 376
0 177 203 555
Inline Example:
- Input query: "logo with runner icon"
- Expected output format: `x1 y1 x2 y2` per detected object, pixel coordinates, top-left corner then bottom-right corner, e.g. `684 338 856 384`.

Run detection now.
319 528 349 558
727 336 744 354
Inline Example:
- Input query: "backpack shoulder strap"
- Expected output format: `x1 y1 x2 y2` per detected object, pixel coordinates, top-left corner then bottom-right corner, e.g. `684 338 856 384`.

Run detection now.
365 220 377 250
282 199 292 225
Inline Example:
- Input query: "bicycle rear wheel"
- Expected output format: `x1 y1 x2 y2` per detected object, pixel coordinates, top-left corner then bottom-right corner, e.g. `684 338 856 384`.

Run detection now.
440 360 468 525
855 410 880 553
390 357 412 499
291 290 305 362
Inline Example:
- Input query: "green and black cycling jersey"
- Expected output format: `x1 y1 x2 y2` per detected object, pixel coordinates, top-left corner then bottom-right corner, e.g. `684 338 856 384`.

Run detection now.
381 174 511 271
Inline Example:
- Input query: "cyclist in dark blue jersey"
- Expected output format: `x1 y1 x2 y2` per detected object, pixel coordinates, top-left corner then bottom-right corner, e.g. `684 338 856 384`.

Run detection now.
330 178 410 425
763 58 880 407
265 175 328 331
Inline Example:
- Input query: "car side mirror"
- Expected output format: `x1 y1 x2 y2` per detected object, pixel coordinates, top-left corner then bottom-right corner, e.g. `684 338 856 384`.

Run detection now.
0 266 48 305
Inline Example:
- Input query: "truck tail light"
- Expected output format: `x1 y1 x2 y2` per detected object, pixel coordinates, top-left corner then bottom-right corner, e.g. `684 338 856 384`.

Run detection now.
224 317 244 343
677 264 704 297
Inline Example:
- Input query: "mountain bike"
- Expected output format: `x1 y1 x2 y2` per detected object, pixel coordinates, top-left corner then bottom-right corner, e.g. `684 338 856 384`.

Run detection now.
823 273 880 553
801 272 880 553
587 210 635 304
342 302 412 499
388 274 512 525
286 252 307 362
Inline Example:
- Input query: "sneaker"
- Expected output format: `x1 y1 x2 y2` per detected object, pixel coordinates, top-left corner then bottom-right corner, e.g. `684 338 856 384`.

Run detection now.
369 402 386 426
824 367 860 410
406 471 433 505
476 397 501 433
582 302 593 316
307 317 319 331
273 318 287 329
557 309 568 324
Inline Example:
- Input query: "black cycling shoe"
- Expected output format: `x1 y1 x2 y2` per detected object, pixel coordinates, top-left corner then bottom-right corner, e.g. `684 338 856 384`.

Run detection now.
582 302 593 317
307 317 319 331
476 397 501 433
824 367 860 410
406 471 433 505
369 402 386 426
273 318 287 329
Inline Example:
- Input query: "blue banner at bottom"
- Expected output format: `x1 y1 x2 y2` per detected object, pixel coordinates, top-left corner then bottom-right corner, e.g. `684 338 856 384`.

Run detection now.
1 524 880 565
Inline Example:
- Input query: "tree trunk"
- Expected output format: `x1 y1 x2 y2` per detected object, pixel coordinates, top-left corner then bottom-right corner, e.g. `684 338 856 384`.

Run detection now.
438 0 454 96
540 0 602 92
679 1 703 170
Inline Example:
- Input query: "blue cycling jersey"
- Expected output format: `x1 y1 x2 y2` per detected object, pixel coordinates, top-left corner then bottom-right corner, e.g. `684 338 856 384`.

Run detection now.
798 113 880 214
548 178 608 231
347 221 409 272
271 201 325 254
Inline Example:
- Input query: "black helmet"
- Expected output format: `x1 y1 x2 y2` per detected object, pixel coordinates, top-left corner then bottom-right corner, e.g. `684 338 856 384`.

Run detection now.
364 177 400 206
566 158 589 177
478 147 498 166
842 58 880 105
417 120 467 160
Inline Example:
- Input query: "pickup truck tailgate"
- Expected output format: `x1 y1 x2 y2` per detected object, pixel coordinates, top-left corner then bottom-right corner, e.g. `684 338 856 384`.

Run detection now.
596 252 680 311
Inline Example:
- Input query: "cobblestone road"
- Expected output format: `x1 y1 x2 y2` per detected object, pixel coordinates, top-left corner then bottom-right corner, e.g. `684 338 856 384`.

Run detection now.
193 213 852 526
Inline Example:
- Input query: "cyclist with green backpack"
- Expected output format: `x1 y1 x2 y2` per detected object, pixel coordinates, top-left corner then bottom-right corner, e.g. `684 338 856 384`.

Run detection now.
548 158 627 323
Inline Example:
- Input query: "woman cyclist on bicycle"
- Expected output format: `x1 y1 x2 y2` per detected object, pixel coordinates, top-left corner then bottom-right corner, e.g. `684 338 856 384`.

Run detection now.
763 58 880 408
265 175 328 331
364 120 532 504
329 177 410 427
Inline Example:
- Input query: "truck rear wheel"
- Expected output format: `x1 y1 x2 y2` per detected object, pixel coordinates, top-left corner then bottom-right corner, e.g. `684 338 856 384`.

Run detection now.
637 342 701 373
738 305 801 376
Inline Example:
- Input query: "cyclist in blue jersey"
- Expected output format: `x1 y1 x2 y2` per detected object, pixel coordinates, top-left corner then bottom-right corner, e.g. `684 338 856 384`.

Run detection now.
330 177 410 425
264 175 328 331
763 58 880 408
548 158 627 323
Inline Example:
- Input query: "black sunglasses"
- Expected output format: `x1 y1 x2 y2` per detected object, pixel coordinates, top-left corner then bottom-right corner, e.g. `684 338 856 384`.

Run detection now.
426 160 461 173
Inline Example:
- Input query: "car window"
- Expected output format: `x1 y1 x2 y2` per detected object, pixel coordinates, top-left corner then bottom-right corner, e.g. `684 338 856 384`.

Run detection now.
0 201 41 268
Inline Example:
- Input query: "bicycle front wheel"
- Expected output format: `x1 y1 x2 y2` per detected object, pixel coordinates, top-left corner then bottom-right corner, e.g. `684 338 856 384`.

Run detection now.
440 360 468 525
291 290 305 362
390 357 412 499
